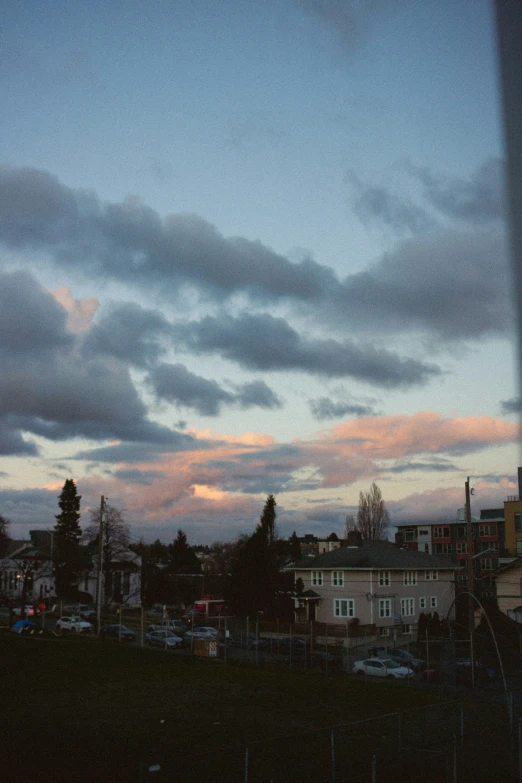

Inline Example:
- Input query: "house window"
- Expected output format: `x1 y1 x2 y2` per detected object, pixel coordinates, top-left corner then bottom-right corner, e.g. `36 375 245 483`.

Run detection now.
379 598 392 618
403 529 417 542
419 597 427 610
379 626 390 637
430 596 438 609
480 558 494 571
401 597 415 617
456 526 466 539
401 624 412 635
123 572 130 595
331 571 344 587
479 524 497 537
456 572 467 586
419 529 429 536
434 543 452 554
515 513 522 533
379 570 390 587
517 539 522 555
334 598 354 617
426 570 438 581
433 527 450 539
404 570 417 586
311 571 323 586
456 542 467 554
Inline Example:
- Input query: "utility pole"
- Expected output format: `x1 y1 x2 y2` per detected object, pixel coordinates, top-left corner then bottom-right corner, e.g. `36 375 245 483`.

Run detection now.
465 477 475 686
96 495 105 637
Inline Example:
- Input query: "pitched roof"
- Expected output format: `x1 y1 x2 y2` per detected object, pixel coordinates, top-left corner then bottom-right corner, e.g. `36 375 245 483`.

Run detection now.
294 540 455 570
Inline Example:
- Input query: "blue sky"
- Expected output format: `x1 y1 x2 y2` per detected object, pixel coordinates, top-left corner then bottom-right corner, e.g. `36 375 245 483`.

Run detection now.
0 0 519 544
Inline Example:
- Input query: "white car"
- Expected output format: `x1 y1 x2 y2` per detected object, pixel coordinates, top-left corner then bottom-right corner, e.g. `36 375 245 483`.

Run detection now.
55 616 93 633
352 657 414 679
184 626 219 644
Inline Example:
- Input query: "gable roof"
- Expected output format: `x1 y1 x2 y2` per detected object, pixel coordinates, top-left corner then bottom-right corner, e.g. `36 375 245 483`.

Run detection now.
294 540 455 570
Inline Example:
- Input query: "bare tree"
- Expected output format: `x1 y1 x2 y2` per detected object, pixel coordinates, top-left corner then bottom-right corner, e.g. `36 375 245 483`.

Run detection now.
344 513 356 539
356 483 390 540
84 504 131 604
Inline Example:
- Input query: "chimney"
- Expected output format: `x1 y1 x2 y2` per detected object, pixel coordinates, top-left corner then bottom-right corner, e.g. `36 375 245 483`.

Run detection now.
346 529 362 547
518 467 522 500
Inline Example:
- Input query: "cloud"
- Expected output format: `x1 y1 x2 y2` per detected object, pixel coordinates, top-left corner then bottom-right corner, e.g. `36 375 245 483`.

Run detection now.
233 380 283 410
345 169 432 234
407 157 505 224
112 469 166 485
49 286 99 333
501 397 521 414
299 0 397 52
83 301 172 368
309 396 377 420
0 270 179 452
382 460 459 474
173 312 441 387
0 165 511 344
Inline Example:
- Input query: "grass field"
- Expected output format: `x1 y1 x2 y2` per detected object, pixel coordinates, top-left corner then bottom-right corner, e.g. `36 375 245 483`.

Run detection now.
0 630 450 782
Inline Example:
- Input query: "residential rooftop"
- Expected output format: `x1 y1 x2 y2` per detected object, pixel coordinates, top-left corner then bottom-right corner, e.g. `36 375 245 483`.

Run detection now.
294 539 455 570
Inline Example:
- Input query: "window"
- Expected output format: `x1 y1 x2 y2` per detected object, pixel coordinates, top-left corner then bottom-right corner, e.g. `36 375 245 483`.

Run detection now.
456 542 467 554
430 596 438 609
379 598 392 618
84 572 89 591
379 626 390 637
456 572 467 585
311 571 323 586
419 597 427 610
404 570 417 586
433 527 450 539
403 529 417 542
401 597 415 617
419 529 429 536
123 571 130 594
334 598 354 617
515 513 522 533
331 571 344 587
456 525 466 539
434 543 452 554
479 524 497 537
426 570 438 581
517 539 522 555
379 570 390 587
480 558 494 571
401 624 412 635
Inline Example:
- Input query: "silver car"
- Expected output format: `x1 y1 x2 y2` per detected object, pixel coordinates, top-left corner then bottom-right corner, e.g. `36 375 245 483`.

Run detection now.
145 629 183 649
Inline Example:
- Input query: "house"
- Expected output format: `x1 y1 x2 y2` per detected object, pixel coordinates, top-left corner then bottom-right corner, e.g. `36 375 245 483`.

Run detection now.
293 533 455 636
0 530 142 607
488 557 522 622
293 533 342 559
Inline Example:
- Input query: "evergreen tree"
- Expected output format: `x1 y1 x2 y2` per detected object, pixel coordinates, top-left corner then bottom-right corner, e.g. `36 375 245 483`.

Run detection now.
288 531 302 562
0 514 10 558
167 529 201 574
53 479 83 598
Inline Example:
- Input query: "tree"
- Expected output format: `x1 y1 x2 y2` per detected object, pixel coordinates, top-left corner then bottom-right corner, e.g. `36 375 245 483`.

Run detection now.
355 482 390 540
167 529 201 574
84 504 131 604
288 531 302 562
344 514 356 539
53 480 83 598
0 514 10 557
226 495 290 619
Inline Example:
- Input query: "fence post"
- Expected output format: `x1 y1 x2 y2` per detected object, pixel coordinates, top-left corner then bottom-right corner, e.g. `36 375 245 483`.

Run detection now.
140 604 144 647
397 711 402 750
244 746 249 783
453 734 458 783
510 693 515 733
459 702 464 739
224 616 227 662
119 604 122 642
518 718 522 783
330 729 336 783
371 753 377 783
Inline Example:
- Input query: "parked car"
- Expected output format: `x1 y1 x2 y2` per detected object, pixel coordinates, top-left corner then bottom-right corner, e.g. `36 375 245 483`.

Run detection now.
277 637 308 655
422 658 497 686
10 619 37 634
145 629 183 649
55 616 93 633
148 619 187 635
372 646 425 670
353 657 414 679
228 632 268 649
100 624 137 642
183 626 219 644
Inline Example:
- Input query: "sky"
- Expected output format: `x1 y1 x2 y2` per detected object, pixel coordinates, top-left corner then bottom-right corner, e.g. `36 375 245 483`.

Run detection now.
1 0 521 544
